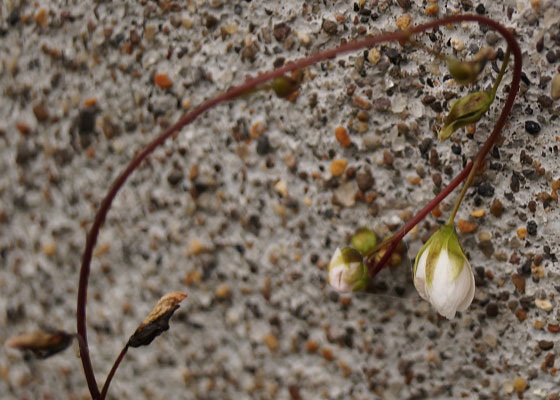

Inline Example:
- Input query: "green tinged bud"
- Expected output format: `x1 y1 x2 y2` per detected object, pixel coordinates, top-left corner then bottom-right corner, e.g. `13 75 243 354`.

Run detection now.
413 224 475 319
327 247 369 293
438 91 493 141
351 227 377 256
269 70 303 99
446 48 494 85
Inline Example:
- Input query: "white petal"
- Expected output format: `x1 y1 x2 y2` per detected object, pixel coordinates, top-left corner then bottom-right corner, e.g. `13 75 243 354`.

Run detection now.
328 264 353 293
429 250 465 319
456 260 475 312
414 250 430 301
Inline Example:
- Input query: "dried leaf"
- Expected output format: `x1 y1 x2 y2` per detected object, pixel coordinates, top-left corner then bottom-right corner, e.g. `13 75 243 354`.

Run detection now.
128 291 187 348
6 330 74 359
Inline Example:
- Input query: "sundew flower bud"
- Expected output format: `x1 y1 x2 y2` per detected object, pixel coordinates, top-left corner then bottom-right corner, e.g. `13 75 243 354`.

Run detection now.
327 247 369 293
438 91 493 141
351 227 377 256
446 48 494 85
413 224 475 319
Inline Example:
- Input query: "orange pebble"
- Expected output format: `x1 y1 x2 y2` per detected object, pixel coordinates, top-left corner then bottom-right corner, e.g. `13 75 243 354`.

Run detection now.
83 97 97 108
471 209 485 218
425 4 439 15
154 73 173 89
330 159 347 176
457 219 476 234
334 126 351 148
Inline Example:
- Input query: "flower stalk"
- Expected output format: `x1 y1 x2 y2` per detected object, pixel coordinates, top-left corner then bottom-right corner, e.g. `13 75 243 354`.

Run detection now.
447 47 511 225
74 14 523 399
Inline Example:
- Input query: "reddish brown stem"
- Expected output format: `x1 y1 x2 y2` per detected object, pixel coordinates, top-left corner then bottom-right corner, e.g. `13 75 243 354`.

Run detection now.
100 345 128 400
368 18 522 276
76 14 521 399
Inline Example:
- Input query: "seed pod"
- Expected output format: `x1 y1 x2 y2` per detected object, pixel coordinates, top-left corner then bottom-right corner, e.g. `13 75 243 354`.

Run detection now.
128 291 187 348
6 330 74 359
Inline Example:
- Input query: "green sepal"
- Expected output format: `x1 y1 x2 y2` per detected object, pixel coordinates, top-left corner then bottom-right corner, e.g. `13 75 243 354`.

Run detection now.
416 224 465 288
438 91 493 141
445 226 467 281
340 247 365 284
414 232 434 276
425 233 444 288
352 276 370 292
446 48 493 85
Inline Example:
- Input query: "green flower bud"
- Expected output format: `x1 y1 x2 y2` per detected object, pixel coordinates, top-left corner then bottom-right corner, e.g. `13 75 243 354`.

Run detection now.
446 48 494 85
327 247 369 293
438 91 493 141
351 227 377 256
269 69 303 99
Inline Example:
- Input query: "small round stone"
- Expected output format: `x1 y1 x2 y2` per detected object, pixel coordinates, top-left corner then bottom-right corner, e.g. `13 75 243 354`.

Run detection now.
477 182 495 197
256 135 271 155
527 220 537 236
486 303 499 317
525 121 541 135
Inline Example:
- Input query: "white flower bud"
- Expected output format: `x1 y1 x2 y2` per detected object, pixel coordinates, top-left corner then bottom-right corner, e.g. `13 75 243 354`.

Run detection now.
413 224 475 319
327 247 369 293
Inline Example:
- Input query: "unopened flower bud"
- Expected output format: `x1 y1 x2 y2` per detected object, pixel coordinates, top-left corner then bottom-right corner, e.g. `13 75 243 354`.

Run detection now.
413 224 475 319
327 247 369 293
438 91 493 141
446 48 494 85
269 69 303 99
351 227 377 256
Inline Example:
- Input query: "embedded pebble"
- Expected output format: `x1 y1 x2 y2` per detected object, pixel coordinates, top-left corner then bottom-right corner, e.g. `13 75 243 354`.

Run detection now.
535 298 553 312
525 121 541 135
451 38 464 51
513 377 527 393
332 182 357 207
368 48 381 65
330 159 347 177
356 169 374 192
512 274 526 293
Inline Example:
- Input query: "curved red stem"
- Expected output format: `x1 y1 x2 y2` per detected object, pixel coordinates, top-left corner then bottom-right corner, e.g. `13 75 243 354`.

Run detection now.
76 15 522 399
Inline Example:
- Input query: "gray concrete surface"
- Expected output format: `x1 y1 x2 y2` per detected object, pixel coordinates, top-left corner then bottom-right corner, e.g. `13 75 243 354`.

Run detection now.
1 0 560 399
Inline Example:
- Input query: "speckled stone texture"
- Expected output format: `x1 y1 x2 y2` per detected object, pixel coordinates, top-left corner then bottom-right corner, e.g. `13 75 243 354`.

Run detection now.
1 0 560 399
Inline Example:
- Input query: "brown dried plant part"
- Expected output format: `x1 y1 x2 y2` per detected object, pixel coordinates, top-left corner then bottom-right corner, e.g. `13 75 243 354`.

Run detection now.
6 330 74 359
127 291 187 348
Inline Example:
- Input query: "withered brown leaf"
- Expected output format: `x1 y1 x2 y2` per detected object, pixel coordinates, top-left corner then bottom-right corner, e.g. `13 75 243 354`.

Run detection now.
6 330 74 359
128 291 187 348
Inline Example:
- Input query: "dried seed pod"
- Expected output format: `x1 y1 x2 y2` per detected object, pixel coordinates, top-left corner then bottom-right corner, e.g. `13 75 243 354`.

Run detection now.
6 330 74 359
128 291 187 348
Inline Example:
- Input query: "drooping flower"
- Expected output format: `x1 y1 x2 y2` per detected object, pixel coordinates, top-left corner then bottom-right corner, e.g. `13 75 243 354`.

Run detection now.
327 247 369 293
413 224 475 319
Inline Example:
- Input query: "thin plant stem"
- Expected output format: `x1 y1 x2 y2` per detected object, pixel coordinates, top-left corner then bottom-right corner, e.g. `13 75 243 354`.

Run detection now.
100 345 129 400
75 15 522 399
447 47 512 225
491 47 511 99
369 27 521 277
